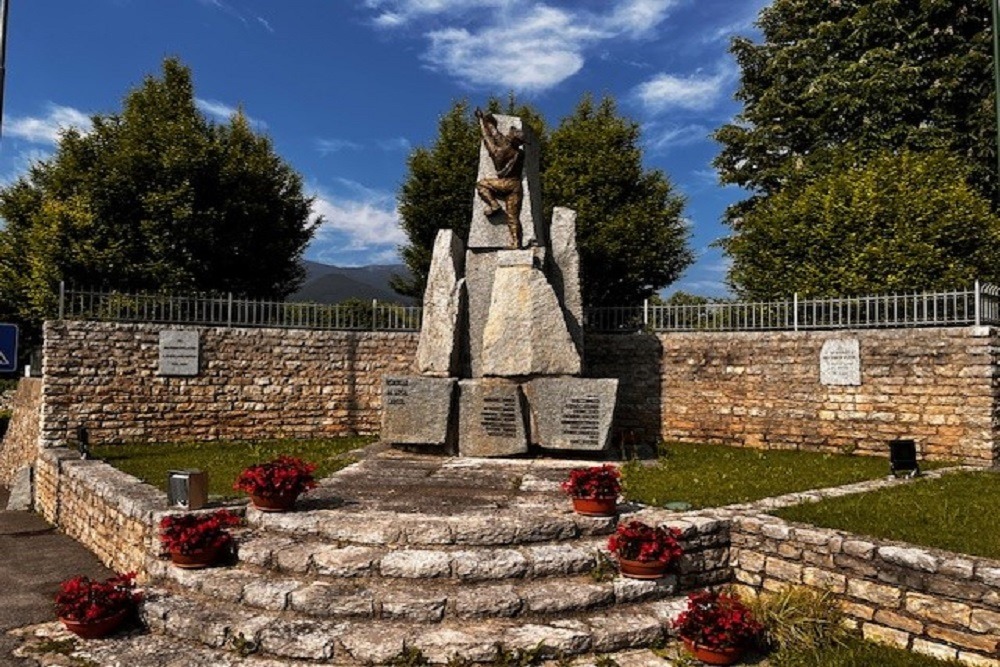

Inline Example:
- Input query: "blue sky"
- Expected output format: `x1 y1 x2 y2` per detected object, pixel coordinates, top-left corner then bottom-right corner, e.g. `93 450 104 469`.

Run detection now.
3 0 770 298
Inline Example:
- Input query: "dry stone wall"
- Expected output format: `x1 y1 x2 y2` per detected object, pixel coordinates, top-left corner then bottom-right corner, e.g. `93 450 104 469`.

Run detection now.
42 321 418 447
731 514 1000 665
0 378 42 485
659 327 999 464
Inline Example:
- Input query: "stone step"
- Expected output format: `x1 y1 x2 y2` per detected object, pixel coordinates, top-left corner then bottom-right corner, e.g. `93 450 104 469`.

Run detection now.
150 558 679 622
231 530 611 581
243 504 618 547
142 588 688 664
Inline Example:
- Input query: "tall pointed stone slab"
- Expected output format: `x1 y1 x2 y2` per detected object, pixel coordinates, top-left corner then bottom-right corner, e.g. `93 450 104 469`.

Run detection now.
548 206 583 357
467 115 545 250
416 230 466 376
457 378 528 457
524 378 618 451
481 250 581 377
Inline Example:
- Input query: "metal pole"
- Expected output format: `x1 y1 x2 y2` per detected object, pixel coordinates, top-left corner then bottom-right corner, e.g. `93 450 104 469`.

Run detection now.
992 0 1000 195
0 0 10 142
975 280 982 327
793 293 798 332
372 299 377 331
643 298 649 329
58 280 64 320
227 293 233 328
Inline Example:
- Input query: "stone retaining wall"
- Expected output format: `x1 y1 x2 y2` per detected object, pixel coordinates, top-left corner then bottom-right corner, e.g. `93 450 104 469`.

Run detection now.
0 378 42 485
659 327 999 464
42 321 419 448
34 447 167 574
731 514 1000 664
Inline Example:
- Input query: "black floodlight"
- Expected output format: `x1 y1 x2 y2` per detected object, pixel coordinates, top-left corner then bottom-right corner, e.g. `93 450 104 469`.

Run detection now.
76 426 90 460
167 469 208 510
889 439 920 478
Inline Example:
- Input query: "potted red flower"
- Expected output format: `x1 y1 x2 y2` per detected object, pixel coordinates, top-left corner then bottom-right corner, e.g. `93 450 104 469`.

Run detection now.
561 465 622 516
54 572 141 639
607 520 683 579
159 509 240 568
234 456 318 512
673 590 762 665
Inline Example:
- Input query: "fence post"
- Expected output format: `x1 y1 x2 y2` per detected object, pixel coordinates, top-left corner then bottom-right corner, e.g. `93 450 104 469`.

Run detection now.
793 293 798 332
975 280 982 327
372 299 378 331
227 293 233 328
58 281 65 320
643 299 649 329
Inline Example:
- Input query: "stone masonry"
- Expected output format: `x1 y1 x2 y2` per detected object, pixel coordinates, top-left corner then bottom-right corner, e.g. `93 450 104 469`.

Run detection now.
0 378 42 485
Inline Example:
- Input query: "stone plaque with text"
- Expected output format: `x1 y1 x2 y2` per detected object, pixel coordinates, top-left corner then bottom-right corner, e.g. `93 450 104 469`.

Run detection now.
523 377 618 451
158 330 200 376
381 376 456 446
457 378 528 457
820 338 861 386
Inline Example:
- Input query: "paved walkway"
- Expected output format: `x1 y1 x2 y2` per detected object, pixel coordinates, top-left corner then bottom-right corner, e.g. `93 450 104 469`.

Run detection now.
0 487 112 667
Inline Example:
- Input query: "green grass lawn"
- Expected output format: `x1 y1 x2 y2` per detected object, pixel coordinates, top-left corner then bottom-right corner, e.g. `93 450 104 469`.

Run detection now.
754 636 963 666
621 442 943 510
773 471 1000 561
93 436 374 499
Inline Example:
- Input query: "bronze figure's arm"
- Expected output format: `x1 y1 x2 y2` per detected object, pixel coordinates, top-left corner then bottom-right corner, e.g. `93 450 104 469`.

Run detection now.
475 108 501 156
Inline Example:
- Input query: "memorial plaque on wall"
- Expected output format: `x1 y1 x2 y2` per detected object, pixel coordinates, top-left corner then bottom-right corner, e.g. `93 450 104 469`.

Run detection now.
820 338 861 386
523 378 618 451
158 330 200 376
381 376 456 446
457 379 528 457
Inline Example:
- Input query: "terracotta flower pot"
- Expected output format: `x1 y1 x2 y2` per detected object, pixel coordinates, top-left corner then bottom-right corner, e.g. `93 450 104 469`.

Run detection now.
169 544 221 569
681 636 745 666
571 496 618 517
59 608 128 639
617 557 670 579
250 492 299 512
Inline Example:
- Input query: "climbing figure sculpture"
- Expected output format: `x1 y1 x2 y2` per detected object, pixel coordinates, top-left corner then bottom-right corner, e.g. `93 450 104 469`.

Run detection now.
475 108 525 248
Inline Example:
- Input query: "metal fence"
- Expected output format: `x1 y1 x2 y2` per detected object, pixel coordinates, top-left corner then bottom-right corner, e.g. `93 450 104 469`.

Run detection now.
58 284 422 332
585 283 1000 333
58 282 1000 334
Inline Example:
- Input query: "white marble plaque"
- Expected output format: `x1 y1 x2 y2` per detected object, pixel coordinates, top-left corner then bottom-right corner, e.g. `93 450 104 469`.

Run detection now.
159 330 200 376
820 338 860 386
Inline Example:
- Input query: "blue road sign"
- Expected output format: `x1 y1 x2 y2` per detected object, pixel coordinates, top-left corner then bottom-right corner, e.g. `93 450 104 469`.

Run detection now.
0 324 17 372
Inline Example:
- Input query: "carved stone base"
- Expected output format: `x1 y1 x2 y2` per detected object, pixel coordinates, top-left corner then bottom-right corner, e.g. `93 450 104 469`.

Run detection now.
381 376 456 447
523 377 618 451
457 378 528 457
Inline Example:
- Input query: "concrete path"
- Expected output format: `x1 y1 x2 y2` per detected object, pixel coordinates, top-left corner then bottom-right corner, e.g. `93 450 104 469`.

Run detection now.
0 486 112 667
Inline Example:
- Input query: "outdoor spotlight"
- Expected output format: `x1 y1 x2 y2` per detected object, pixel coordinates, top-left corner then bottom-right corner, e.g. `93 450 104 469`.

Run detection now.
76 426 90 460
167 469 208 510
888 439 920 478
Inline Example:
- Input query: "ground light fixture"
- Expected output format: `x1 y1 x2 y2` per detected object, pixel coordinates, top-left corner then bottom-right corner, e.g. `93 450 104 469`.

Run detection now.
167 469 208 510
888 439 920 478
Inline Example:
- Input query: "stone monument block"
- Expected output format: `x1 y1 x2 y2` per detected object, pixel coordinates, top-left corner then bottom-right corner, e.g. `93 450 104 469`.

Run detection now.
820 338 861 386
457 378 528 457
463 249 498 378
381 376 456 447
548 206 583 357
467 115 544 250
523 378 618 451
481 250 581 377
5 465 32 511
416 230 466 376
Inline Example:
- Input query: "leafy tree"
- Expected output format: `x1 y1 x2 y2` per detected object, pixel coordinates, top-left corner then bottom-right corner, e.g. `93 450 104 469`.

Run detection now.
721 149 1000 299
0 58 316 327
546 96 691 306
715 0 995 209
395 95 691 306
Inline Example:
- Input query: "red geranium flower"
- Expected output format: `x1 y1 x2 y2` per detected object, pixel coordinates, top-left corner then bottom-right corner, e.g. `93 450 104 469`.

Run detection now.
560 465 622 499
607 520 683 564
234 456 318 499
54 572 141 623
673 590 762 650
159 509 241 555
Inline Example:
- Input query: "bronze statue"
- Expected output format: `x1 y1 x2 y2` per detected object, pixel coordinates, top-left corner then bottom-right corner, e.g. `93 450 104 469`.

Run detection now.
475 109 525 248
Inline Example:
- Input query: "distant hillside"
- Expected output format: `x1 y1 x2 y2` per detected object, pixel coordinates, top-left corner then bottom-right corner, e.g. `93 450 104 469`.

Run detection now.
291 260 415 305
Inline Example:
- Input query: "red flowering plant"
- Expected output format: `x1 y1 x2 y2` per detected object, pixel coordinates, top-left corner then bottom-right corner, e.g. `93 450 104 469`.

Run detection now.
54 573 141 623
234 456 318 499
673 590 763 650
159 509 241 556
607 520 684 564
561 465 622 499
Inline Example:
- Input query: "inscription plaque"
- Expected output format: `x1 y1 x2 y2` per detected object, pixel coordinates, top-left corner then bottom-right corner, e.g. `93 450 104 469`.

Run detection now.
457 379 528 457
560 395 602 448
158 330 199 376
381 376 456 446
820 338 861 386
481 396 517 437
524 378 617 451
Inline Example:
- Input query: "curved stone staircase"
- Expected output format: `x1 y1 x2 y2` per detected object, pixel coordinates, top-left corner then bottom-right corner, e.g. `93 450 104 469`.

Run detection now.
139 452 731 665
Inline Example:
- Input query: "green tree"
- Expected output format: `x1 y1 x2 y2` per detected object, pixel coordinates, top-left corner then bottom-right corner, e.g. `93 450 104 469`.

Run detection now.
721 149 1000 299
715 0 995 209
395 95 691 306
0 58 316 327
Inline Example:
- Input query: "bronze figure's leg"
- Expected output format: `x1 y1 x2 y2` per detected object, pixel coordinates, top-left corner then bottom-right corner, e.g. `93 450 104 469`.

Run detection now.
506 185 523 248
476 180 502 216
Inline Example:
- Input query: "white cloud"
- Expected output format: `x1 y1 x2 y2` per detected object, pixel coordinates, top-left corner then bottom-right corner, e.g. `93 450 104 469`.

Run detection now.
195 98 267 129
636 66 735 113
256 16 275 33
646 123 709 152
364 0 678 92
377 137 412 151
5 104 91 145
308 182 406 260
316 138 364 155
